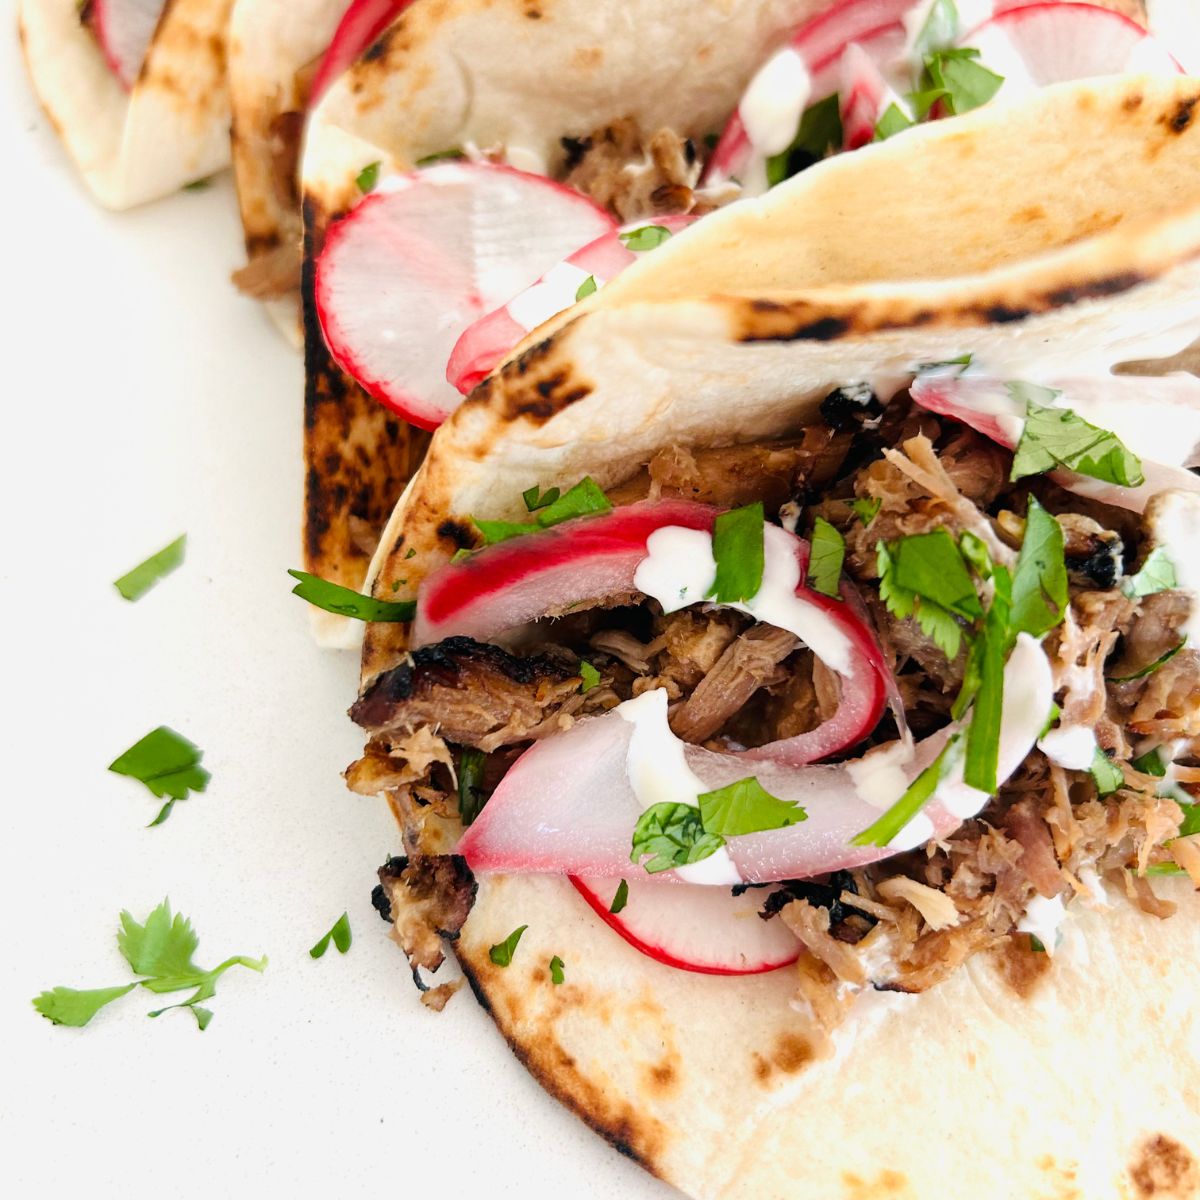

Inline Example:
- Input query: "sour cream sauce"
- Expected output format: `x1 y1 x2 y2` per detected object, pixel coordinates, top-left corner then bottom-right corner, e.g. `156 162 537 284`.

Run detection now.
739 47 812 159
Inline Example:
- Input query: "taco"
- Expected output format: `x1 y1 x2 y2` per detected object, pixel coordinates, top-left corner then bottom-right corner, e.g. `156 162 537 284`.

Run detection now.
18 0 235 208
311 75 1200 1197
297 0 1176 644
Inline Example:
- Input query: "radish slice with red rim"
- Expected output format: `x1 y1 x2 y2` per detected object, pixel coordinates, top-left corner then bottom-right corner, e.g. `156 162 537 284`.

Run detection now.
309 0 416 106
446 214 699 395
313 162 615 430
88 0 166 90
961 3 1183 92
569 876 800 975
839 42 895 149
457 634 1053 882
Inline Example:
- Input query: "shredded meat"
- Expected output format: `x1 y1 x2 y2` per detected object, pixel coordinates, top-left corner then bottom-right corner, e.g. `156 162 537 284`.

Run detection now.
420 980 463 1011
654 609 746 689
780 900 867 986
231 241 302 299
670 625 799 742
560 119 702 222
1002 799 1065 899
377 855 477 980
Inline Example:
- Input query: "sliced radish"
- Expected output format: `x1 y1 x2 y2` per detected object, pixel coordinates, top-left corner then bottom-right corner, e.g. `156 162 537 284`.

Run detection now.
457 635 1053 882
912 373 1200 513
87 0 166 90
569 876 800 975
962 3 1182 96
413 500 890 766
446 214 698 395
839 42 895 149
309 0 416 107
313 163 614 430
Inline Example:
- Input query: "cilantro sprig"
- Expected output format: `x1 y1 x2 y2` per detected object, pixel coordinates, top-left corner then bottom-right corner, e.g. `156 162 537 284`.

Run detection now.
108 726 209 826
33 900 265 1031
310 913 352 959
807 518 845 599
114 534 186 601
457 747 489 826
356 161 382 193
707 502 765 604
288 569 416 622
851 737 960 848
473 477 611 546
620 225 672 251
609 879 630 914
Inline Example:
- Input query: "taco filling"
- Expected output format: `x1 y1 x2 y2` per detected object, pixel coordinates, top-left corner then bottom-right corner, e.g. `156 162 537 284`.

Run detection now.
351 368 1200 1022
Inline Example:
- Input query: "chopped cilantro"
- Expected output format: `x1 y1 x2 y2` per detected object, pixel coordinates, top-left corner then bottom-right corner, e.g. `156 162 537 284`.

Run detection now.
1143 863 1188 876
489 925 528 967
765 93 842 186
33 899 265 1031
549 955 565 985
916 353 973 374
707 502 765 604
1010 389 1144 487
522 484 561 512
356 161 381 193
877 532 977 660
1108 641 1184 682
697 777 805 837
917 48 1003 117
631 802 725 874
1090 748 1125 798
807 517 845 598
310 913 352 959
109 726 209 826
578 660 601 693
457 748 489 826
962 573 1010 792
958 530 993 579
1131 748 1167 777
850 497 882 527
450 548 473 563
1123 547 1177 599
874 103 915 141
575 275 597 301
609 879 629 914
405 548 417 559
851 737 959 847
1177 800 1200 839
183 177 213 192
114 534 186 601
620 225 672 251
474 477 611 545
288 569 415 622
1029 934 1047 953
415 148 466 166
1009 496 1067 638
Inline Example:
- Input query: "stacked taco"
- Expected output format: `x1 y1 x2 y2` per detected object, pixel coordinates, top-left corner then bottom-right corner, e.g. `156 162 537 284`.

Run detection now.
312 72 1200 1197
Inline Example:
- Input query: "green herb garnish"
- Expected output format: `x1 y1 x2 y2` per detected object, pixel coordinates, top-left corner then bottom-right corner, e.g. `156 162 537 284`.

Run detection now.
415 148 466 166
523 484 560 512
765 93 843 186
609 879 629 914
808 517 845 598
697 777 805 837
851 737 959 847
288 569 415 621
1010 387 1144 487
707 501 765 604
549 955 565 984
474 477 611 545
850 497 882 526
114 534 186 601
1123 547 1177 599
578 660 601 693
1090 748 1125 798
457 748 489 826
310 913 352 959
916 47 1003 117
1009 496 1068 638
630 803 725 874
1108 641 1185 682
873 103 915 141
109 726 209 826
356 161 382 193
877 530 979 659
1131 748 1167 777
575 275 597 301
620 225 672 251
489 925 528 967
33 899 265 1031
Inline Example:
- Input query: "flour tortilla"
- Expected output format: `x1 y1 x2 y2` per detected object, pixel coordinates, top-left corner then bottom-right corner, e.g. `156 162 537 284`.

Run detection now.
298 0 836 643
228 0 349 344
18 0 234 208
356 75 1200 1198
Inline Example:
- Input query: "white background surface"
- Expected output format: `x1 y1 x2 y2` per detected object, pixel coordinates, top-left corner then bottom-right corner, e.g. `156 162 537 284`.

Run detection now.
0 8 672 1195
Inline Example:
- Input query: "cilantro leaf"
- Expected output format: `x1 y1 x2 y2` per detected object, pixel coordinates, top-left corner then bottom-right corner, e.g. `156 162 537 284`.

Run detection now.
850 497 882 527
457 747 489 826
922 48 1003 116
707 502 764 604
118 901 202 979
489 925 528 967
1123 547 1177 599
32 983 137 1028
697 777 806 837
578 660 601 693
807 518 845 598
575 275 597 301
631 803 725 874
609 879 629 914
114 534 186 601
888 530 983 621
874 103 915 141
474 477 611 546
1011 394 1144 487
415 148 466 166
765 94 842 186
108 726 209 822
1010 496 1067 638
549 956 565 985
851 737 959 847
356 161 381 193
1090 748 1125 797
1131 748 1167 777
962 574 1010 793
522 484 560 512
958 531 993 580
288 569 415 622
1108 641 1184 682
916 353 973 374
310 912 352 959
620 225 672 251
1144 862 1189 876
1178 801 1200 839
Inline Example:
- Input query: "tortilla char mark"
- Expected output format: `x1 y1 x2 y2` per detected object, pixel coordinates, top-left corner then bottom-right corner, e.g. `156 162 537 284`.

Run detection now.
1129 1135 1199 1200
473 334 596 423
456 951 671 1174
